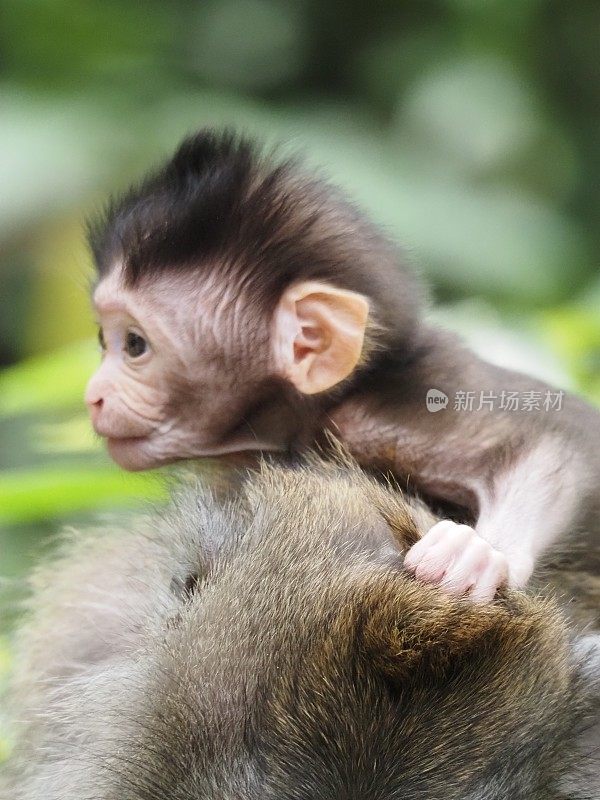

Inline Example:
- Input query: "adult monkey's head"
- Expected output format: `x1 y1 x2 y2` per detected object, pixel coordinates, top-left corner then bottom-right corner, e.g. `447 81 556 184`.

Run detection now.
85 130 421 470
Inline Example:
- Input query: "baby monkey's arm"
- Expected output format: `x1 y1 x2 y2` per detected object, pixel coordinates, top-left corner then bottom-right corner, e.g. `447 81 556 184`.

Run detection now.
331 334 596 602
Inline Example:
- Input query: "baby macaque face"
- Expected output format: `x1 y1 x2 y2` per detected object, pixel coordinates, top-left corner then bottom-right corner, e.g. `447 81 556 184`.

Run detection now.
86 263 371 471
86 266 274 470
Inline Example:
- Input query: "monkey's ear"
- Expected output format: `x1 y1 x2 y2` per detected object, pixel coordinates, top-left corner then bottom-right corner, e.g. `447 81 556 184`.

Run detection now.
272 281 370 395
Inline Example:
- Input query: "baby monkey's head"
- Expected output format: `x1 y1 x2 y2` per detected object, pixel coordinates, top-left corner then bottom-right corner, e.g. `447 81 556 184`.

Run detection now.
85 129 420 469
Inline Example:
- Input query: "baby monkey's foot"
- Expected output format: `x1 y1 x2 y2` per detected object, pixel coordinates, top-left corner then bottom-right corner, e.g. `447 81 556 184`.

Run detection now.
403 520 509 603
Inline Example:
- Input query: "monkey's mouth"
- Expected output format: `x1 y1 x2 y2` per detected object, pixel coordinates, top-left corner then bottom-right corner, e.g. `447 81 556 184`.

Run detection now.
105 434 151 456
105 435 157 471
106 435 149 446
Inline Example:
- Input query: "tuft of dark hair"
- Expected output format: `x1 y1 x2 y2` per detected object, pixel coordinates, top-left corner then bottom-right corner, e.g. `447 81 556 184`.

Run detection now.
86 127 421 328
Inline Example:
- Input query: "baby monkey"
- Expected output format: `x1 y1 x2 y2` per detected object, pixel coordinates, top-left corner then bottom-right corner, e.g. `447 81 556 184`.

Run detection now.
85 129 600 603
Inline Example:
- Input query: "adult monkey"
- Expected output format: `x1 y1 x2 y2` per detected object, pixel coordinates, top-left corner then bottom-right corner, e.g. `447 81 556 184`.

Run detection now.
3 459 600 799
85 130 600 602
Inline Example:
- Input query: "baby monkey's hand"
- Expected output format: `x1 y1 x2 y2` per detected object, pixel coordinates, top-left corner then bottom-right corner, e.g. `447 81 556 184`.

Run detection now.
403 520 509 603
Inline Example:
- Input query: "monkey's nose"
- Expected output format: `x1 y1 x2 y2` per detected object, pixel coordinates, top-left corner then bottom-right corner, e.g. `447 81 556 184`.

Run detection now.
86 397 104 426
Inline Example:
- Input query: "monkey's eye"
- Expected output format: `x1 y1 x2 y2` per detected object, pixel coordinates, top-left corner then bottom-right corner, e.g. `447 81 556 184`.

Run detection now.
98 327 106 351
125 331 148 359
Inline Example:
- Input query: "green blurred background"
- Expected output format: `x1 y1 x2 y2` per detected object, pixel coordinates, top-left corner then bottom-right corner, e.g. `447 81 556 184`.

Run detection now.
0 0 599 730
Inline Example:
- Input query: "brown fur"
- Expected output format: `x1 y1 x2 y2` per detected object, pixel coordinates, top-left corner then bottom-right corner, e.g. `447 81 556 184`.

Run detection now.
3 458 600 799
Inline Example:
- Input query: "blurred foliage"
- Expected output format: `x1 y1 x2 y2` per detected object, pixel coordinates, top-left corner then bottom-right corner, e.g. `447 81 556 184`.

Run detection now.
0 340 94 416
0 1 598 629
0 465 165 526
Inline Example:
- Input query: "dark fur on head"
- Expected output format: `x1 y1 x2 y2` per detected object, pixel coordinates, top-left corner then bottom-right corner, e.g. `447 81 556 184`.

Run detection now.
87 129 422 347
3 458 600 799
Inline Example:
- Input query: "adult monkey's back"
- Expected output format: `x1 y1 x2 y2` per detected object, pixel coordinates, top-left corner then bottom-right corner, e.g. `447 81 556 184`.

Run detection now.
3 459 600 799
85 129 600 602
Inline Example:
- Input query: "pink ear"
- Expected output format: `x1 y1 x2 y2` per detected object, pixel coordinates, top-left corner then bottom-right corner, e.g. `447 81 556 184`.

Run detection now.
272 281 369 394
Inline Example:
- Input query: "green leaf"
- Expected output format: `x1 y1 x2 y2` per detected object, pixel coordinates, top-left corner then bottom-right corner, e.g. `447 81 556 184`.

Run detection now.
0 340 95 417
0 465 166 525
539 307 600 404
